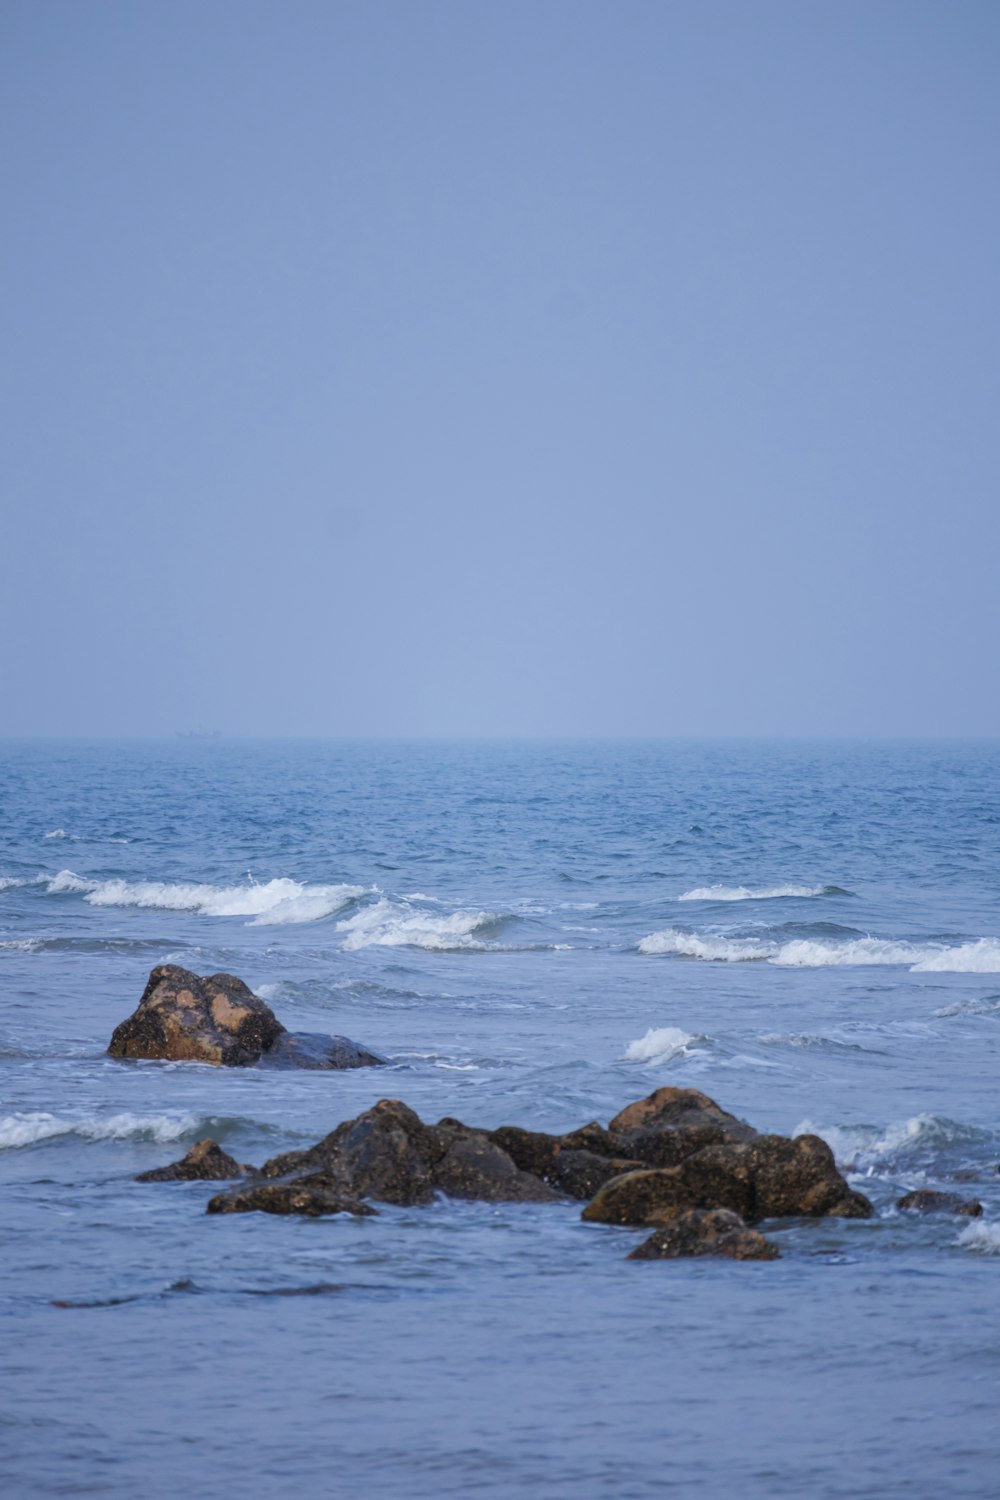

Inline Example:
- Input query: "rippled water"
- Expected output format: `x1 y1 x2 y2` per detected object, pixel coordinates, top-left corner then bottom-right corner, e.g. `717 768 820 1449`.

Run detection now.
2 739 999 1497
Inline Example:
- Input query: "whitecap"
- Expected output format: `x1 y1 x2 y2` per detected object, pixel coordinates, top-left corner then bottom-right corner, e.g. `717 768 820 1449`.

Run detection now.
956 1220 1000 1254
623 1026 697 1063
793 1114 992 1173
336 898 501 951
0 1111 200 1150
638 926 1000 972
678 884 841 902
0 877 26 892
45 871 364 925
44 829 69 840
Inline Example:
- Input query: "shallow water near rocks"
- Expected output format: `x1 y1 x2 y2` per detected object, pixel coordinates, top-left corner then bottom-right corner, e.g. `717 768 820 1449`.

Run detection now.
2 738 999 1498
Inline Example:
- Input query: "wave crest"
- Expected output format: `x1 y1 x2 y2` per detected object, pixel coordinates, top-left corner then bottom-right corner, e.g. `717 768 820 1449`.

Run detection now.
45 871 364 925
639 927 1000 971
678 884 846 902
336 899 502 951
0 1111 200 1150
623 1026 698 1063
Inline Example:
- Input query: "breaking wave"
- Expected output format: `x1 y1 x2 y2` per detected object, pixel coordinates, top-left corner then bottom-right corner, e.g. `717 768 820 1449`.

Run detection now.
794 1114 994 1174
336 898 503 951
956 1220 1000 1255
44 871 364 925
639 927 1000 971
0 1111 201 1150
623 1026 698 1063
678 884 847 902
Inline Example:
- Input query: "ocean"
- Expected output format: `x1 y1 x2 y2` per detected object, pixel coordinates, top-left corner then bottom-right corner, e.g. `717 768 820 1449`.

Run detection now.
2 737 999 1498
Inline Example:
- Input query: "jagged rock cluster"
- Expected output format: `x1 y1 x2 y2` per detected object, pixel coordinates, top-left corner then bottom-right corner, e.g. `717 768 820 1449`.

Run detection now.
107 965 384 1070
140 1085 890 1261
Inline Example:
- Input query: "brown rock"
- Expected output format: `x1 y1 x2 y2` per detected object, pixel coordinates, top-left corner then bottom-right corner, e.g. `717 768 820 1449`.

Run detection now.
259 1100 560 1207
489 1124 642 1200
108 965 285 1066
206 1174 378 1218
897 1189 983 1217
582 1133 872 1226
627 1208 781 1261
136 1138 253 1181
609 1086 758 1169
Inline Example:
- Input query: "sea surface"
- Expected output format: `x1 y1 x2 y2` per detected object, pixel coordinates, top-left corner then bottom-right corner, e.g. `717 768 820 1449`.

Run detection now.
2 738 999 1498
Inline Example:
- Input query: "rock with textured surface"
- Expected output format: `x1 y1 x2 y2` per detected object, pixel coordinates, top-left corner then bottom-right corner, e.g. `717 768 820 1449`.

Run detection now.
136 1138 254 1182
897 1189 983 1217
627 1208 781 1261
582 1133 872 1226
258 1099 561 1207
489 1124 643 1200
206 1174 378 1218
108 965 286 1066
609 1087 758 1169
107 965 383 1070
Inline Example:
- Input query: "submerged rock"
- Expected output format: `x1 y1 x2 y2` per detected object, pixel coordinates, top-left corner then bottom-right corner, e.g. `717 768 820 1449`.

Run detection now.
207 1175 378 1218
260 1031 386 1070
582 1133 872 1226
627 1208 781 1261
136 1138 253 1182
107 964 383 1070
897 1189 983 1217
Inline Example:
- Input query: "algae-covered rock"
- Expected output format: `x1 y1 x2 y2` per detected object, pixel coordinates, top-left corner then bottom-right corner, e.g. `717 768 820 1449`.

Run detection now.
627 1208 781 1261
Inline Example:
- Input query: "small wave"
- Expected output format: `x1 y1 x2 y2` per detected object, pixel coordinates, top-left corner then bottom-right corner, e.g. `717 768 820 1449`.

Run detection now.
336 898 501 951
758 1032 872 1054
44 829 69 840
678 884 847 902
639 927 1000 971
794 1114 994 1174
623 1026 698 1063
0 876 27 891
45 871 364 925
934 995 1000 1018
0 1111 200 1150
957 1220 1000 1255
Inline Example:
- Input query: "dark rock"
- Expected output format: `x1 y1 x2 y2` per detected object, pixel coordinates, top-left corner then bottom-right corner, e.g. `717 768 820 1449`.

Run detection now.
583 1133 872 1226
206 1174 378 1218
107 965 383 1070
609 1087 758 1168
489 1124 642 1200
627 1208 781 1261
897 1189 983 1217
260 1031 386 1070
136 1138 253 1181
108 965 286 1066
259 1100 560 1207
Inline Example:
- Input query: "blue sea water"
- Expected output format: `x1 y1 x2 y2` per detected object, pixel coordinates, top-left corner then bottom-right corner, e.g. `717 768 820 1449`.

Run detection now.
1 738 999 1498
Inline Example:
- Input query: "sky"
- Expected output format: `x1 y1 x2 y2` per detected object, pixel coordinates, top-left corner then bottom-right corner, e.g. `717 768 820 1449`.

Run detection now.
2 0 998 737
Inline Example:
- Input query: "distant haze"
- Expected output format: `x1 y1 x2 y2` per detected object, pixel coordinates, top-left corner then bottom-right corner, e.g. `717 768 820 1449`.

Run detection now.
2 0 998 737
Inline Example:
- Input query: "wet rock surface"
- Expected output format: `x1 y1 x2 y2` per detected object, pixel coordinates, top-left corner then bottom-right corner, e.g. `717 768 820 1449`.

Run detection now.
137 1085 878 1248
107 965 383 1070
897 1189 983 1217
582 1130 872 1226
136 1138 253 1182
206 1176 378 1218
627 1208 781 1261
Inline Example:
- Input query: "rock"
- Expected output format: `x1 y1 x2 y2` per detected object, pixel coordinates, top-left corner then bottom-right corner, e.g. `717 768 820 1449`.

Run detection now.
582 1133 872 1226
107 965 383 1069
489 1124 643 1200
609 1087 758 1169
897 1189 983 1217
206 1174 378 1218
260 1032 386 1070
108 965 286 1066
258 1100 561 1207
136 1138 253 1181
627 1208 781 1261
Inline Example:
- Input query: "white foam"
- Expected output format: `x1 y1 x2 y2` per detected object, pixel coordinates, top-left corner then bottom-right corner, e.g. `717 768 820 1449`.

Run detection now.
44 829 69 839
679 884 832 902
623 1026 697 1063
45 871 364 925
639 927 1000 971
0 876 25 891
794 1113 983 1173
957 1220 1000 1255
0 1111 199 1149
638 931 774 961
336 898 499 951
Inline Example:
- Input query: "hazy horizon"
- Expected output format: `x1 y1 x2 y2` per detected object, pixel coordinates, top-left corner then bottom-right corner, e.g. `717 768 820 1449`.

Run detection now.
3 1 998 739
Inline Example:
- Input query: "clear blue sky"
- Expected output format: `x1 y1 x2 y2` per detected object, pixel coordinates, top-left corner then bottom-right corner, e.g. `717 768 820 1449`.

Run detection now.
2 0 998 736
